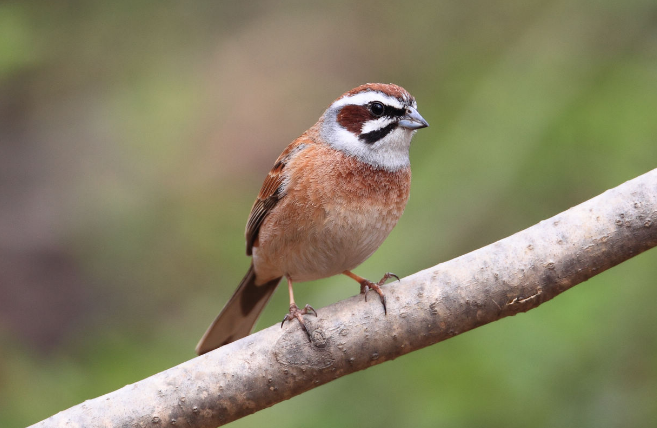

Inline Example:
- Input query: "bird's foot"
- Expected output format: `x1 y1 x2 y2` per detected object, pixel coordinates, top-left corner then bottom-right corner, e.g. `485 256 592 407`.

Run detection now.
359 272 400 315
281 303 317 341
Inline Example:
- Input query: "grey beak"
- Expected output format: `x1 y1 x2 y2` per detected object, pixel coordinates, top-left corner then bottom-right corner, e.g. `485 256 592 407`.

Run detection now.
399 106 429 130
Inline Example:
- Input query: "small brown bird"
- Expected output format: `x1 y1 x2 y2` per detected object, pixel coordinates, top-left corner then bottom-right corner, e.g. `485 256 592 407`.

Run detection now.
196 83 428 355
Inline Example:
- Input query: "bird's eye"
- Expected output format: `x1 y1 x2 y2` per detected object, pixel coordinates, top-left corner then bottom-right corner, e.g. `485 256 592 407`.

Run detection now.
369 102 385 117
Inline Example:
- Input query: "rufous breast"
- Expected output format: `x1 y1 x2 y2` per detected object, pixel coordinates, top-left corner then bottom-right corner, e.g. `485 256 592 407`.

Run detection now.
252 140 411 282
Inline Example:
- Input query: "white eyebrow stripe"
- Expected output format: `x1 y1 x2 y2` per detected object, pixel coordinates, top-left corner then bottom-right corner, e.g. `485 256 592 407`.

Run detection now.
330 91 404 110
361 117 395 134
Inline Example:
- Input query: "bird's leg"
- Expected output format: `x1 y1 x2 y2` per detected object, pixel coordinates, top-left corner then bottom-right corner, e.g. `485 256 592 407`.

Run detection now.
343 270 400 315
280 276 317 341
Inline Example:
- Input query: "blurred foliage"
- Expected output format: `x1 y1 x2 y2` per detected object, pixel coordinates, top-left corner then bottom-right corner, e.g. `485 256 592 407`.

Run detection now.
1 0 656 427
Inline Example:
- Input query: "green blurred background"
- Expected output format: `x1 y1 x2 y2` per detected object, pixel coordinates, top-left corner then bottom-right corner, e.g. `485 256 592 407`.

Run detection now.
1 1 656 427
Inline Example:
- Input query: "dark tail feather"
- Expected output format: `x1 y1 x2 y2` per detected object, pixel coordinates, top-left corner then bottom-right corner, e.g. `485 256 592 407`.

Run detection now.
196 264 281 355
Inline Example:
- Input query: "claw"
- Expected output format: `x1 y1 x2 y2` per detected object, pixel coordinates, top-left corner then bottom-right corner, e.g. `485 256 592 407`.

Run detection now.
295 314 311 342
281 313 292 328
379 272 399 284
356 272 399 314
281 303 314 342
304 304 318 317
360 283 370 300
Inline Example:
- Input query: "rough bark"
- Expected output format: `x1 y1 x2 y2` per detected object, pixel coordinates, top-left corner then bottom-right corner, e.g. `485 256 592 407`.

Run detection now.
31 168 657 428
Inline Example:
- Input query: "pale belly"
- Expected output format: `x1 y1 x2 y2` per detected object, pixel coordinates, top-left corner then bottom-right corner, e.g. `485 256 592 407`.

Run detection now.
252 200 404 283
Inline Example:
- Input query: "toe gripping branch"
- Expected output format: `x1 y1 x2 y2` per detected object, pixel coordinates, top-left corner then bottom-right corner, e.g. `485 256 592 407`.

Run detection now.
359 272 400 315
281 303 317 341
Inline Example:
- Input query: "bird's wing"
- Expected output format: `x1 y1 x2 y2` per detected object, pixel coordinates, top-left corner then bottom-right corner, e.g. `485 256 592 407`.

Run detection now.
245 138 309 255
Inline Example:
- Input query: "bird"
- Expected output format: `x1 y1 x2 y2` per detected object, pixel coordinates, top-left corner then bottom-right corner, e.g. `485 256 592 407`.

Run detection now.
196 83 428 355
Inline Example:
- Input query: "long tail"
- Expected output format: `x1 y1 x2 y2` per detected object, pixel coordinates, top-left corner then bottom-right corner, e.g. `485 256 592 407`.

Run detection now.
195 264 281 355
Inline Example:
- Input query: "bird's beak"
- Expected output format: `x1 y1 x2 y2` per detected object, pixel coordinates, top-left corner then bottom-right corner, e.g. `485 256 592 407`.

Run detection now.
399 107 429 130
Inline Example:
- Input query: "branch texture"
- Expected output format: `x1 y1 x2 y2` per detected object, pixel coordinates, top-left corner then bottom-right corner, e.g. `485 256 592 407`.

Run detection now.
32 169 657 428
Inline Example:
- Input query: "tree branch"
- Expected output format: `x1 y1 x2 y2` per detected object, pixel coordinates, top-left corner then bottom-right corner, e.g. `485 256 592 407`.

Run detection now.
31 168 657 428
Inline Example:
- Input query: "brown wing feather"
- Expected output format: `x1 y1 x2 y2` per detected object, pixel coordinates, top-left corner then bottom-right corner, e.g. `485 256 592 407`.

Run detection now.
245 139 309 255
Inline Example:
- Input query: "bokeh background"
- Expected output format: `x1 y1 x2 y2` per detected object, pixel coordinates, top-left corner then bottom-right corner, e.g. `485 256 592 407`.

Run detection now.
1 1 657 427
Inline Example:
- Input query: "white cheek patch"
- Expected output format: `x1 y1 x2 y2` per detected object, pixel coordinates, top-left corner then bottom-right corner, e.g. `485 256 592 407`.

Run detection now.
331 91 404 110
327 124 362 151
321 118 413 171
361 117 395 134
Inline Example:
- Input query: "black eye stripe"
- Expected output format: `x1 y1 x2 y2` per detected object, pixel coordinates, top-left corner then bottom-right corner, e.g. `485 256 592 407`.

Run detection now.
384 105 406 117
359 122 398 144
